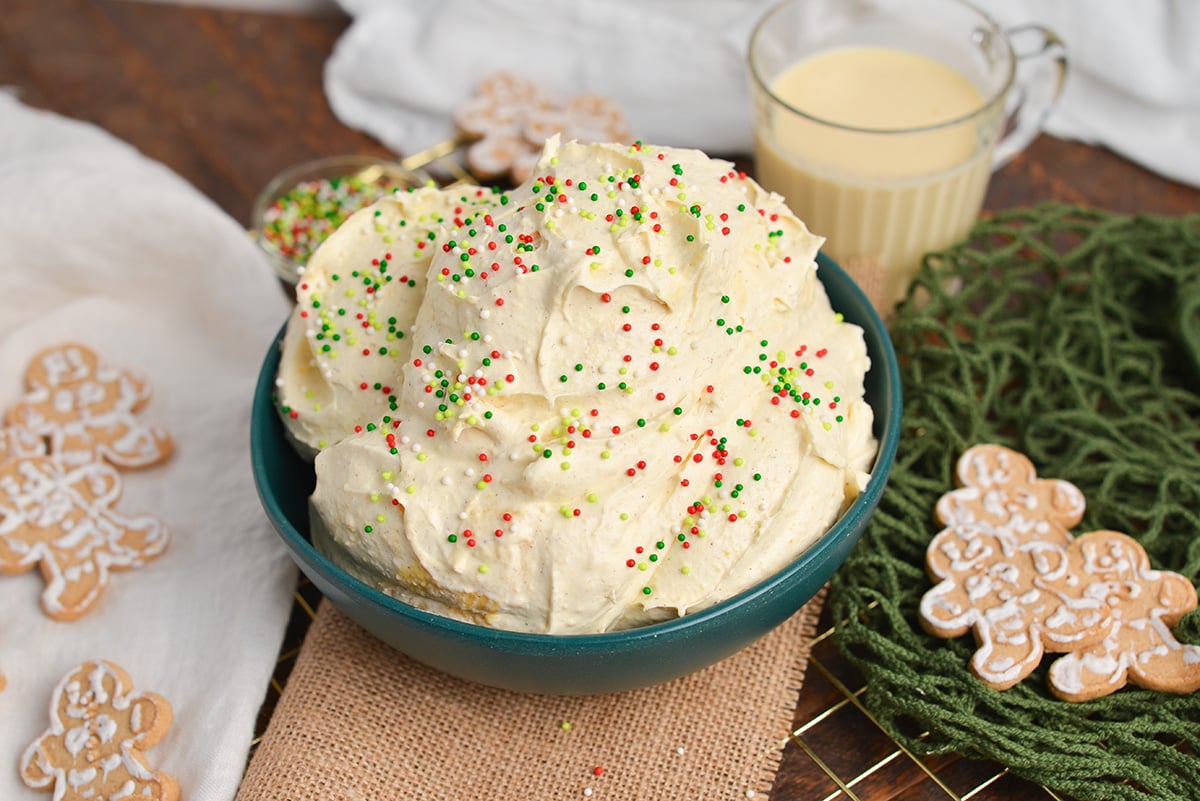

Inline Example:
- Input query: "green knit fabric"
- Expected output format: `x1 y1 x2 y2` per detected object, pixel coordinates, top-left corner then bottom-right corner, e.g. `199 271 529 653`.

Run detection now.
830 203 1200 800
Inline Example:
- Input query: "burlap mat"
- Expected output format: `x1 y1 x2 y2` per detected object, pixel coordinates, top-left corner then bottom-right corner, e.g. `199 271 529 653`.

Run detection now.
237 591 825 801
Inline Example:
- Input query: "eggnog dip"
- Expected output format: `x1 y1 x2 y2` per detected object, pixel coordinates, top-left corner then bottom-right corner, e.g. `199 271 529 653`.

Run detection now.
753 45 995 306
279 139 878 634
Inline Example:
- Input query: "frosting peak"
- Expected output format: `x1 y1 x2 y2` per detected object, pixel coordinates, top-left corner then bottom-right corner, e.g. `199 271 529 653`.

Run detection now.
280 139 876 633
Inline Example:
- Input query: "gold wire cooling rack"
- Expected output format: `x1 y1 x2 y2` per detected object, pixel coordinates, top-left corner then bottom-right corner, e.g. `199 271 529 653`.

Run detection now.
249 138 1071 800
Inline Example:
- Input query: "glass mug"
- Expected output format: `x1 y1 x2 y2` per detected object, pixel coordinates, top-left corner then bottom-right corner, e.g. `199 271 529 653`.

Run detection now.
748 0 1067 308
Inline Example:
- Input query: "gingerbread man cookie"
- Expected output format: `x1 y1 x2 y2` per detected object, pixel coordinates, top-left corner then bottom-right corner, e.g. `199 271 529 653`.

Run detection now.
922 444 1200 701
20 659 178 801
921 522 1114 689
454 72 549 182
1047 530 1200 701
454 71 631 184
6 343 173 470
0 455 169 620
934 444 1085 545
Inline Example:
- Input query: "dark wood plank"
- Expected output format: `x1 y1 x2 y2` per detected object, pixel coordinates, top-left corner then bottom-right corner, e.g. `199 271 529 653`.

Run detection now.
986 134 1198 216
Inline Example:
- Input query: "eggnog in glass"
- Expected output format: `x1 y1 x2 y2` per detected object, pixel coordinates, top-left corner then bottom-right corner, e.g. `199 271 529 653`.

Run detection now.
748 0 1066 308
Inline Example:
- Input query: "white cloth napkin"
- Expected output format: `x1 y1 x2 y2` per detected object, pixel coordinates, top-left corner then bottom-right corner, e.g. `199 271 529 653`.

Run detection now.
324 0 1200 188
0 95 295 801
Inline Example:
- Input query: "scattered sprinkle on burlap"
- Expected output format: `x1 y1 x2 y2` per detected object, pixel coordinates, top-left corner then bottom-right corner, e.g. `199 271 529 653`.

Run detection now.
236 595 823 801
831 203 1200 801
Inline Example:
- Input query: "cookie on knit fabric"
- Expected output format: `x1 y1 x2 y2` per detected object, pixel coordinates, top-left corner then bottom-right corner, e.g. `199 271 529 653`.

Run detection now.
1046 530 1200 701
6 343 173 470
922 444 1200 701
20 659 179 801
921 518 1115 690
934 443 1085 545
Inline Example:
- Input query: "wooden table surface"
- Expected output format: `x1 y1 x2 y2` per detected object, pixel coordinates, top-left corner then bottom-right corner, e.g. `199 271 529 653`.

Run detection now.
5 3 1197 800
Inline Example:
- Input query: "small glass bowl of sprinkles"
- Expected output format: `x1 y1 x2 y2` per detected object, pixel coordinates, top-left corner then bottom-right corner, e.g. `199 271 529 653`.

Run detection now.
252 155 431 285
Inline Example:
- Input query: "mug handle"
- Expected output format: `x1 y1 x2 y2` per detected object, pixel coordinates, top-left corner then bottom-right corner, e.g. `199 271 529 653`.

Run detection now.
991 24 1068 170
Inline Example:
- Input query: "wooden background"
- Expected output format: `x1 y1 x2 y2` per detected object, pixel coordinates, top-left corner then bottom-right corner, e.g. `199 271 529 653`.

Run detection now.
4 2 1197 800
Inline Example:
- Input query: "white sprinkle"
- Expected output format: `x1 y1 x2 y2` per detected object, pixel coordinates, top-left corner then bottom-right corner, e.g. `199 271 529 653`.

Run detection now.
484 334 494 343
400 436 411 445
676 746 685 755
465 468 476 478
458 511 468 520
440 476 452 486
746 790 756 798
416 401 425 410
561 335 573 346
583 789 593 798
411 443 422 453
480 309 491 320
504 350 514 358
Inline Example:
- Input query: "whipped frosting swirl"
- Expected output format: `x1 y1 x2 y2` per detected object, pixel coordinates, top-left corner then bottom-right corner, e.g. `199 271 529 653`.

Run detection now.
280 139 876 634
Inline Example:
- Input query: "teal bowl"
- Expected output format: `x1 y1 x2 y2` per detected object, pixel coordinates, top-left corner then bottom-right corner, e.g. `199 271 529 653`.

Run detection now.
251 252 902 695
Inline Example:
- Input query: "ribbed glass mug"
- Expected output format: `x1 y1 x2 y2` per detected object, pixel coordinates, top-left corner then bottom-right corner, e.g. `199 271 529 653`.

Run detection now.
749 0 1067 308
